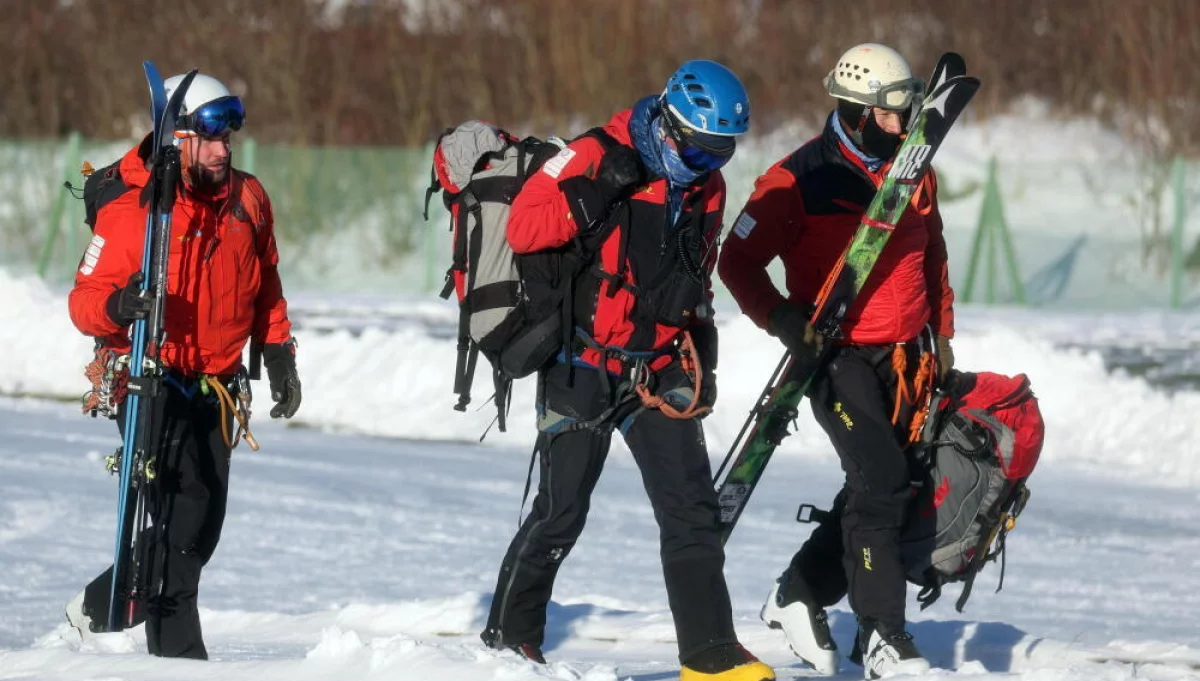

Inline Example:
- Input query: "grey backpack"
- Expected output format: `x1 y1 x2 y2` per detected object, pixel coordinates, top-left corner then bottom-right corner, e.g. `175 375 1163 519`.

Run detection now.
900 371 1044 611
424 121 617 432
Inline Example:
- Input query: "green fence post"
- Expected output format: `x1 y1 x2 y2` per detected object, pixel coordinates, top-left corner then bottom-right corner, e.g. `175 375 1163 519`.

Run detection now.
37 131 83 279
961 157 995 303
988 159 1025 304
962 156 1024 305
241 136 257 176
424 143 437 294
985 204 996 304
1170 156 1186 309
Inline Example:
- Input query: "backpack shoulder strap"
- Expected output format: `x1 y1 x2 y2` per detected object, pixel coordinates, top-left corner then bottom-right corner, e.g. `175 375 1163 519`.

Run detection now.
582 128 631 299
577 126 619 152
83 161 133 231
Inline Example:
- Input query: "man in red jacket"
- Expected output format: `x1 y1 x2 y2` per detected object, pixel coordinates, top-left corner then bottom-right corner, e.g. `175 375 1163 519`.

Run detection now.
718 44 954 679
480 61 773 681
64 72 300 659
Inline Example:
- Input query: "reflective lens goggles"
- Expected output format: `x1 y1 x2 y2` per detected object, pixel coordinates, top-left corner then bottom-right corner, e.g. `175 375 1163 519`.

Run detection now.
661 104 737 173
179 96 245 137
825 74 924 111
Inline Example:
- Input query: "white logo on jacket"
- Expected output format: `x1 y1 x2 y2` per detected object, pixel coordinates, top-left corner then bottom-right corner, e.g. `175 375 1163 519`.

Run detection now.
79 234 106 275
541 148 576 179
732 212 757 239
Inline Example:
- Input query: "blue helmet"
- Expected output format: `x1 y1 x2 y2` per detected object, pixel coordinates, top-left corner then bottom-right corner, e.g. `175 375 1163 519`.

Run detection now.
661 60 750 137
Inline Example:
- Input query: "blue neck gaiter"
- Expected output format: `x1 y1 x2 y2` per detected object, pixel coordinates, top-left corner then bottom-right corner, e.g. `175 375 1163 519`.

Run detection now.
830 111 885 173
629 95 696 223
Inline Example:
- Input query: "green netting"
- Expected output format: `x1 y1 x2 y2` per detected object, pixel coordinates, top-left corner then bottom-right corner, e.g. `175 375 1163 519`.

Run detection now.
4 135 1200 309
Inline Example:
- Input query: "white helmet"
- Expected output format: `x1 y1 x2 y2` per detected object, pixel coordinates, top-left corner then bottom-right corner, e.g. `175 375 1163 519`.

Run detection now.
825 43 923 110
163 73 245 136
165 73 232 115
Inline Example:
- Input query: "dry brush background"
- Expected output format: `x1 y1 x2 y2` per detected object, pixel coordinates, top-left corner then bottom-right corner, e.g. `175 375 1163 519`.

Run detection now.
1 0 1196 155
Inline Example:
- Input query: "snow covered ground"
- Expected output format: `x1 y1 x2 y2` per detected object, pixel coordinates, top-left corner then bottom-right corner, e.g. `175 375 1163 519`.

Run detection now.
2 270 1200 680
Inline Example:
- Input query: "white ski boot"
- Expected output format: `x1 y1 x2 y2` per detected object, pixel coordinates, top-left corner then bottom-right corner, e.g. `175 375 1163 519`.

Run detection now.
64 589 98 639
861 626 931 679
760 578 838 675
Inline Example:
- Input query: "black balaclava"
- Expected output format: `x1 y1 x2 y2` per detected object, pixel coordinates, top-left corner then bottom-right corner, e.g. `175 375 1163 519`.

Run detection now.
837 100 903 160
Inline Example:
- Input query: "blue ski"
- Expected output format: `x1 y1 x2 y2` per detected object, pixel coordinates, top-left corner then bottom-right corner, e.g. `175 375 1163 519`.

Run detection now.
107 62 197 632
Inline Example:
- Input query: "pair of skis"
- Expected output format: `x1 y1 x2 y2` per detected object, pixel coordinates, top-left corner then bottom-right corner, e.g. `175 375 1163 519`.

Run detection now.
106 62 197 632
714 53 980 544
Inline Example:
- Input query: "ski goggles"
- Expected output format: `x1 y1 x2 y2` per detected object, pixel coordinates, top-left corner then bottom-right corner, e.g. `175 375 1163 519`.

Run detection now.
178 96 245 137
826 74 924 111
661 104 737 173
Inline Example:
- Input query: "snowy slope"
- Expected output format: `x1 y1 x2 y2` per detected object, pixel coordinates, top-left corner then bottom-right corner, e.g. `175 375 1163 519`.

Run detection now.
2 397 1199 681
5 268 1199 486
3 269 1200 679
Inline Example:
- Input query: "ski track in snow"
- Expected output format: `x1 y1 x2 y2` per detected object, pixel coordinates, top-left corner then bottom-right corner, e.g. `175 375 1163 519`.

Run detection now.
1 397 1199 681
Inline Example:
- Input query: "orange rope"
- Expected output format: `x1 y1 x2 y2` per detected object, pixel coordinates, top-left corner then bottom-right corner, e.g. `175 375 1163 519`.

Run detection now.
906 352 936 444
890 343 937 444
81 347 129 416
890 345 910 425
203 376 260 451
635 330 711 420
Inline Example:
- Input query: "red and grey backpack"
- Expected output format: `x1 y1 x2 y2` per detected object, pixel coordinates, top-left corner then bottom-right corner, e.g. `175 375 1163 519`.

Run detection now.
424 121 617 432
901 370 1045 611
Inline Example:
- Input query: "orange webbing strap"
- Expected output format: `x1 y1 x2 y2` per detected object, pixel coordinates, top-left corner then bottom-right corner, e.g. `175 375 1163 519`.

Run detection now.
202 375 260 451
911 173 935 217
906 351 936 444
889 343 936 443
634 330 711 420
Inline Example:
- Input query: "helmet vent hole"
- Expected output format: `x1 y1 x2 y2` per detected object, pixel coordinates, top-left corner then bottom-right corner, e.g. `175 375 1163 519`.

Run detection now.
718 118 730 126
686 83 706 93
694 97 712 108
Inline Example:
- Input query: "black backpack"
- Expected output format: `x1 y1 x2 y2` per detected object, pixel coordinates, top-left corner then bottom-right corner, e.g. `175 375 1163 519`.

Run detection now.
80 160 131 231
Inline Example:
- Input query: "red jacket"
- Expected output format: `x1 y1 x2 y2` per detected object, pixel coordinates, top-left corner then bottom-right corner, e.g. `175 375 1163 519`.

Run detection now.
718 118 954 344
507 109 724 371
69 137 292 377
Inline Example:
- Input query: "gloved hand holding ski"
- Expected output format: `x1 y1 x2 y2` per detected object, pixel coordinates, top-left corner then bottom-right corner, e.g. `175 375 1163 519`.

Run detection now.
105 272 154 327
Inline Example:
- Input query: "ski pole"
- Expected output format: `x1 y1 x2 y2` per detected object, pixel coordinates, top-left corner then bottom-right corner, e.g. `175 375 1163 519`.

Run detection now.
713 350 791 486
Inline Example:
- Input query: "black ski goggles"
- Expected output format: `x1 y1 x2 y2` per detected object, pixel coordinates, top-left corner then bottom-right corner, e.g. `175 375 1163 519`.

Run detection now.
178 96 245 137
660 104 737 173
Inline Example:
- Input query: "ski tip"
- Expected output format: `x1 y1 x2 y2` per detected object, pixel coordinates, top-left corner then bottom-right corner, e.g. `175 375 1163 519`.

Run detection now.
926 52 968 98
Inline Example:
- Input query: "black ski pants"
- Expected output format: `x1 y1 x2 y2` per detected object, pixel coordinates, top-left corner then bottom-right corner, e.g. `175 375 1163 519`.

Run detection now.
781 344 920 633
81 376 231 659
484 360 736 661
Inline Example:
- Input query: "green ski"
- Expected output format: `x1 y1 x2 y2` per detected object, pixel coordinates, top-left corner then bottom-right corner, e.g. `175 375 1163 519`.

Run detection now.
715 54 980 544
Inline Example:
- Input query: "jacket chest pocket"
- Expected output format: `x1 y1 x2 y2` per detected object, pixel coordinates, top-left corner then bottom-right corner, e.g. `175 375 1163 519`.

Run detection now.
220 215 260 271
630 214 710 329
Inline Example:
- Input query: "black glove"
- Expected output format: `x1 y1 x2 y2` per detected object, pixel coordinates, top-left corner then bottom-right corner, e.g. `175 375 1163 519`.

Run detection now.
559 145 645 230
936 335 955 384
690 324 719 410
263 341 302 419
768 302 824 364
105 272 153 327
594 145 645 204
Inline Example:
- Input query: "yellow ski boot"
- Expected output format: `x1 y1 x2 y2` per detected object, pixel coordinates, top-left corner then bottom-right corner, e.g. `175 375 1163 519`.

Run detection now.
680 644 775 681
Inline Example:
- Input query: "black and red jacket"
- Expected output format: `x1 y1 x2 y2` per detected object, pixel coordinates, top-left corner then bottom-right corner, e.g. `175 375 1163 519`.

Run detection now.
507 109 724 372
718 116 954 344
